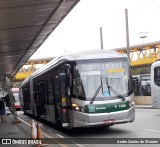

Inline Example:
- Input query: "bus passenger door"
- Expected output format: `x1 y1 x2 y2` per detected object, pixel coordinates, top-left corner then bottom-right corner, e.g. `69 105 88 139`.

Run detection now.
37 81 48 118
53 68 70 127
53 74 61 125
22 87 31 114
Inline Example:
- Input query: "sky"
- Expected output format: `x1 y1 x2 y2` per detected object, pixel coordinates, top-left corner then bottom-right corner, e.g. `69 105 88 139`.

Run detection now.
30 0 160 59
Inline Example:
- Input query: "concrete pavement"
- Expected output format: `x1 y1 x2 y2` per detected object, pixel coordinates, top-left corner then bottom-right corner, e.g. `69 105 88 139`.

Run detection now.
0 108 33 146
1 108 67 147
0 105 155 147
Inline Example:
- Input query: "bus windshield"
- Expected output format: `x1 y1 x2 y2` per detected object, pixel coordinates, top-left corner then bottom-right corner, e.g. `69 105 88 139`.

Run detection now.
73 58 132 101
13 93 20 102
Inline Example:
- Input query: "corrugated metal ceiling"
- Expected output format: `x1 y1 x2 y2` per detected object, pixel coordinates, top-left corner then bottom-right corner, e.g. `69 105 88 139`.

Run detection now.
0 0 79 87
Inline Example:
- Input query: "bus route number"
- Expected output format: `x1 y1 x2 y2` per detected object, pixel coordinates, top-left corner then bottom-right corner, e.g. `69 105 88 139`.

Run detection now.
115 104 126 109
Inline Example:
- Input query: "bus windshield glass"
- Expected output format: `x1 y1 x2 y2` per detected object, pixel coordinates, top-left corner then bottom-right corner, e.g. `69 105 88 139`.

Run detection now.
154 67 160 86
73 58 132 101
13 93 19 102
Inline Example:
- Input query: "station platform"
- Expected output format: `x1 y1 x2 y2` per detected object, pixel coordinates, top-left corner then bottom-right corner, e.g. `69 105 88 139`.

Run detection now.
1 108 68 147
0 108 32 147
0 105 153 146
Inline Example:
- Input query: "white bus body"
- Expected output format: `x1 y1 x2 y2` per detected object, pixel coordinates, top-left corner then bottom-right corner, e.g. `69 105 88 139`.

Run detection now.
151 61 160 108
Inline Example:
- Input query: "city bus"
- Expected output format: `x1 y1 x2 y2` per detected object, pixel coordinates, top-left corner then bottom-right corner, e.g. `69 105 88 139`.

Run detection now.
19 50 135 128
5 88 21 110
11 88 21 110
132 74 151 96
151 61 160 108
139 74 151 96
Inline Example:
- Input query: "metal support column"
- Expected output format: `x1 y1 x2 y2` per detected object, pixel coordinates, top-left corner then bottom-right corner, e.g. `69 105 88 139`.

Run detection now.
125 9 130 63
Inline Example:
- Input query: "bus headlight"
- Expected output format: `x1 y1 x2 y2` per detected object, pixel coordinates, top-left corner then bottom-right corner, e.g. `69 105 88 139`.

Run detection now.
72 103 85 112
129 101 135 107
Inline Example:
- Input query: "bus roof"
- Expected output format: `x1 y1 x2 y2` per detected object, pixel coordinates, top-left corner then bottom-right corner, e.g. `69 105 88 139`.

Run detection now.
20 49 128 87
151 60 160 68
64 49 127 59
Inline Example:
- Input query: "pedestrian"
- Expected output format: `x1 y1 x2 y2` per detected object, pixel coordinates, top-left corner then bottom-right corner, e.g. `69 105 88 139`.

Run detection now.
0 97 7 123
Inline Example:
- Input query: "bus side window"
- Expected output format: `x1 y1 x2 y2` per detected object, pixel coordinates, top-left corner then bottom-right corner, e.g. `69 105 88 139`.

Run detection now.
154 67 160 86
33 84 37 103
37 81 48 104
23 87 30 110
48 74 54 104
53 74 60 101
73 65 85 99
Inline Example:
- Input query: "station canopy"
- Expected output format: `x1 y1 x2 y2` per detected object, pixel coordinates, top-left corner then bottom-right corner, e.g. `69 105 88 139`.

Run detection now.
0 0 79 87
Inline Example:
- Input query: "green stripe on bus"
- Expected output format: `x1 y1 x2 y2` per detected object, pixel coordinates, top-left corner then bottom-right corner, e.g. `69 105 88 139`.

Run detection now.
85 101 129 113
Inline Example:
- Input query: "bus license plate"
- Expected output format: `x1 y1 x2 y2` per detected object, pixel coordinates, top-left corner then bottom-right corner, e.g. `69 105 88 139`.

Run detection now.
103 119 114 124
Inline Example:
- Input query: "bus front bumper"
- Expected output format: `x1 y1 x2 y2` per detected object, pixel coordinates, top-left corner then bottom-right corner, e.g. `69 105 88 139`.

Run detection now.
70 105 135 128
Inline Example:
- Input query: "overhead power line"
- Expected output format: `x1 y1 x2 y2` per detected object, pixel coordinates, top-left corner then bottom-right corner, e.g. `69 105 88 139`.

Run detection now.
129 0 158 17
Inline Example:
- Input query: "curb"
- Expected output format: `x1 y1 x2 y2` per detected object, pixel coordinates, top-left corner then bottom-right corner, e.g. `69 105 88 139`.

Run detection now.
135 105 153 109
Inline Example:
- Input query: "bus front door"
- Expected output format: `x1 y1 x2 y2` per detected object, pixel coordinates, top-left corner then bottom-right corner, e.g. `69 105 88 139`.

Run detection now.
53 73 61 126
60 73 69 127
53 71 69 127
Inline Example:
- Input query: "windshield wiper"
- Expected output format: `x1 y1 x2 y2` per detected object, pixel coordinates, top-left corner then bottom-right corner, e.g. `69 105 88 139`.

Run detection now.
106 78 125 101
90 76 125 104
90 84 102 104
90 76 103 104
90 76 104 104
